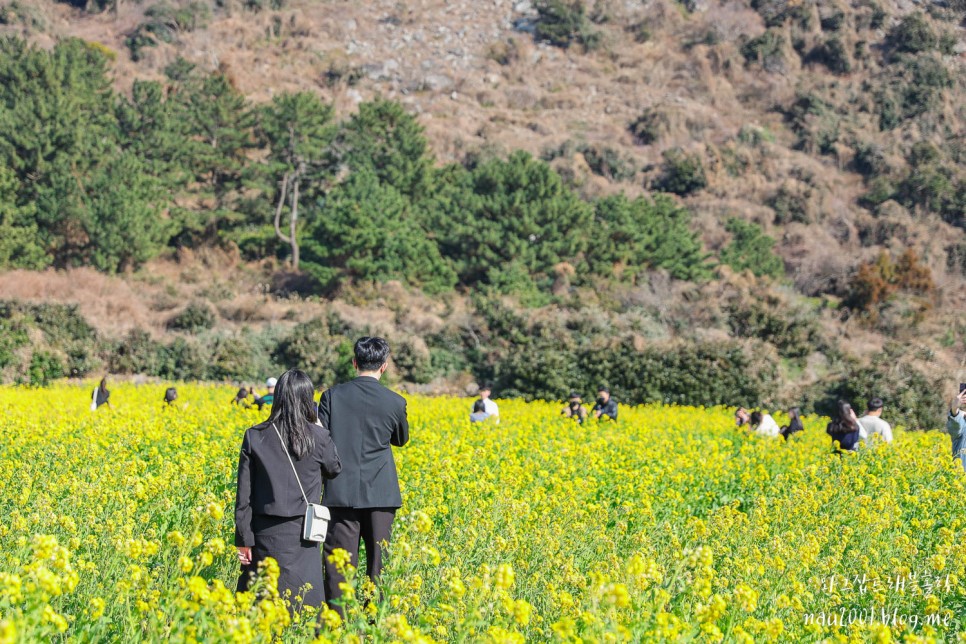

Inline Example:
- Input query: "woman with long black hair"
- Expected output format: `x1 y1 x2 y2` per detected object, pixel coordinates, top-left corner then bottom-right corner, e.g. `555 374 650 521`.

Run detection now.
234 369 342 613
826 400 862 453
90 377 113 411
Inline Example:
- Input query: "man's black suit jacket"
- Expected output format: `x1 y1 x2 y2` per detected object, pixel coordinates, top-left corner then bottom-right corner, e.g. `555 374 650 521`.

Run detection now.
318 376 409 509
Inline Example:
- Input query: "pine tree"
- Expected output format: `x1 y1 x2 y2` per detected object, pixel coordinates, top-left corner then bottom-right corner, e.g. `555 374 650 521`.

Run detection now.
258 91 336 269
587 193 711 281
430 151 594 291
338 99 435 202
301 169 456 293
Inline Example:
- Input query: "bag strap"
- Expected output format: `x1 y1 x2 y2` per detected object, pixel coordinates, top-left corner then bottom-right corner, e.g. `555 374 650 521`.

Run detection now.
272 423 310 507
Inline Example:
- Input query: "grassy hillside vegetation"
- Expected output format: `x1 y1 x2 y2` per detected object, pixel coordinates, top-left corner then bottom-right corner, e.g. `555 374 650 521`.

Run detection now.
0 0 963 427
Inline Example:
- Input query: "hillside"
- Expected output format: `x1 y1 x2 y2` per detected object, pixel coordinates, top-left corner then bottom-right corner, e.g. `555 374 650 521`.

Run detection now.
0 0 964 426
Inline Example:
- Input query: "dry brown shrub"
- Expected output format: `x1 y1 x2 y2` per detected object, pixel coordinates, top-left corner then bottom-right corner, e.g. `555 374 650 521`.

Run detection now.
0 268 158 335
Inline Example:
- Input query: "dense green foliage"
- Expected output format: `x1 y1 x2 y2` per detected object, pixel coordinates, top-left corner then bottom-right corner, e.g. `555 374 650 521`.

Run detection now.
719 218 784 279
533 0 601 50
0 38 169 272
587 194 711 281
0 37 711 298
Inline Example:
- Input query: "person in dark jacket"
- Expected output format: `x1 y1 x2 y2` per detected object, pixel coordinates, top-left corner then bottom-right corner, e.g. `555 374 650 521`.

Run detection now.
319 337 409 615
163 387 178 407
91 377 113 411
780 407 804 441
592 387 618 421
827 400 862 453
232 387 253 407
234 369 342 614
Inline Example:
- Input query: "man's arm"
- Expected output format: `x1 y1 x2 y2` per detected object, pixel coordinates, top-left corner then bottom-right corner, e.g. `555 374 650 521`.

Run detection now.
318 390 332 431
391 398 409 447
605 400 618 420
318 425 342 479
882 421 893 444
947 391 966 435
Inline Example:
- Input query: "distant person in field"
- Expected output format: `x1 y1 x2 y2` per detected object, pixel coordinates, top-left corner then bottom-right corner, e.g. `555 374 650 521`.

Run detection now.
253 377 277 410
779 407 804 441
469 399 489 423
749 410 780 437
232 387 253 407
593 387 618 421
826 400 862 453
858 397 893 445
562 391 588 424
90 377 113 411
234 369 342 615
946 387 966 471
319 337 409 617
735 407 751 427
163 387 178 407
477 384 500 423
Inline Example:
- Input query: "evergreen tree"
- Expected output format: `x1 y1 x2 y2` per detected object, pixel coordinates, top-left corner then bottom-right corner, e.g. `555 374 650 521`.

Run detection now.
0 37 173 271
0 165 45 269
0 38 117 266
338 99 435 202
719 218 784 278
258 91 336 269
431 151 594 291
587 193 711 281
84 153 171 272
173 71 257 243
116 79 191 192
301 169 456 293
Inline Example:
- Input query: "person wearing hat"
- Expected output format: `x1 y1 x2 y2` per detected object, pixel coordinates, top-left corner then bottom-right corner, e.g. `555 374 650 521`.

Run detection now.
252 377 277 411
562 391 588 424
592 386 618 421
477 384 500 424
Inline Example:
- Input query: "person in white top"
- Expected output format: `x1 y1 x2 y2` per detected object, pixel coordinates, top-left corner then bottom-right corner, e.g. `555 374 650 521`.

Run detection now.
478 384 500 423
750 410 781 437
858 397 893 444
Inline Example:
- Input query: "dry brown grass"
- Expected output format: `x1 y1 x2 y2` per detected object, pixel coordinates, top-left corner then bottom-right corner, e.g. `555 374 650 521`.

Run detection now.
0 268 159 335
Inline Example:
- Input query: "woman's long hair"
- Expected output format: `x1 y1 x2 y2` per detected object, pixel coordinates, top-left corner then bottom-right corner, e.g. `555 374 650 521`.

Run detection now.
99 377 109 395
266 369 317 459
829 400 859 433
787 407 804 433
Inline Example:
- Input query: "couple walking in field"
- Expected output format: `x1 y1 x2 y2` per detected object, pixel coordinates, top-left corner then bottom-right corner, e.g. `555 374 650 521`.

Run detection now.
233 336 410 617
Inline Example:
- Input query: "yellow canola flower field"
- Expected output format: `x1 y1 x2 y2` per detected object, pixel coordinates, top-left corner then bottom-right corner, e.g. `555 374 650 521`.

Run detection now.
0 383 965 643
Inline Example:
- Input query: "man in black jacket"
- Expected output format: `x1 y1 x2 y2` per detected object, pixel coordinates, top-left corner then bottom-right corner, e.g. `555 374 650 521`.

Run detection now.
592 386 618 421
319 336 409 614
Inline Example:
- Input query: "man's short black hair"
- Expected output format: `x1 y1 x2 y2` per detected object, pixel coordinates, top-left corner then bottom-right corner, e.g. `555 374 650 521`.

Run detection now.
569 391 581 400
354 336 391 371
597 386 610 394
867 397 884 412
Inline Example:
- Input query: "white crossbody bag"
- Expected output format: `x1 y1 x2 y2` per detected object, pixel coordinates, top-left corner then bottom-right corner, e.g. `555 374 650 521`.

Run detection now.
272 423 330 542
